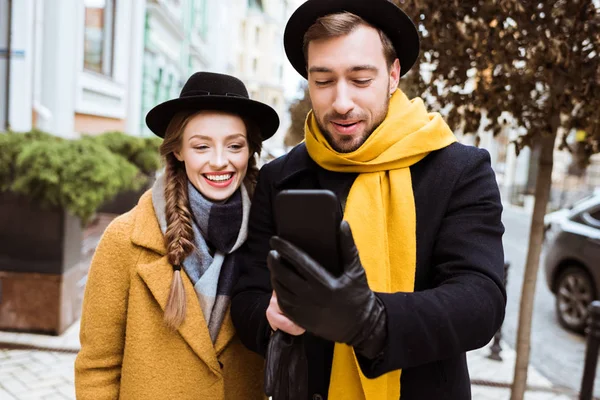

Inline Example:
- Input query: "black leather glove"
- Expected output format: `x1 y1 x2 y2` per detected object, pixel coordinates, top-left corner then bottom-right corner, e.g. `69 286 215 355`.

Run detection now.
268 220 387 352
264 330 308 400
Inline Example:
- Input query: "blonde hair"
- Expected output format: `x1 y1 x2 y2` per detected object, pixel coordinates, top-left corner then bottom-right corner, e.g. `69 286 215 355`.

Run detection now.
303 12 397 69
159 111 262 329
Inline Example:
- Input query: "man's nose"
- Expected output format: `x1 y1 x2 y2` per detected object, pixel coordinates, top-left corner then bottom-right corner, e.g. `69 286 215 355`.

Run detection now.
332 84 354 116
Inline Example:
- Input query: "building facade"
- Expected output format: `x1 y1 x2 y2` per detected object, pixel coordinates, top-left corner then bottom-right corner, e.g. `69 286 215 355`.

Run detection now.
1 0 147 137
1 0 301 144
140 0 302 153
234 0 301 156
140 0 215 136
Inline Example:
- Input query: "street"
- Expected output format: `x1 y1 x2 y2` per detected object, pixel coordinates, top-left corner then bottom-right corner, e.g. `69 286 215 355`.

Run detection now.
501 204 600 396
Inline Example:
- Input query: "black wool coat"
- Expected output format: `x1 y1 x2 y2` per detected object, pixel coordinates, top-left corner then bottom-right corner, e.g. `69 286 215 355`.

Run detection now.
231 142 506 400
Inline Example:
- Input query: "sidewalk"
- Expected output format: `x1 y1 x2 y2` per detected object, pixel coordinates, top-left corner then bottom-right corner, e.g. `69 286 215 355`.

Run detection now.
0 323 578 400
468 341 576 399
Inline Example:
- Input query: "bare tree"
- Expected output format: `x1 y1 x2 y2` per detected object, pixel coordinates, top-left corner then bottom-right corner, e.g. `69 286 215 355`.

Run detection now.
284 86 312 148
395 1 600 398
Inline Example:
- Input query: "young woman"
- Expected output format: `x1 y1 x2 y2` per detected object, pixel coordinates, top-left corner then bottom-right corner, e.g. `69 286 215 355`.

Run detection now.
75 72 279 400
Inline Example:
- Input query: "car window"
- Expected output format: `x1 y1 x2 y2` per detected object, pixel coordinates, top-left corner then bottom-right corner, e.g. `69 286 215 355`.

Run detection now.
582 207 600 229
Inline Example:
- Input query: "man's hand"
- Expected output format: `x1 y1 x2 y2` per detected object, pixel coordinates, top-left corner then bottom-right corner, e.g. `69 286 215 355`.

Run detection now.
266 291 306 336
268 221 385 348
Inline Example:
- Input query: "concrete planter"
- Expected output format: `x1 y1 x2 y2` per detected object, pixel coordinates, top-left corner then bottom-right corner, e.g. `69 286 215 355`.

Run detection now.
0 192 86 335
98 176 154 215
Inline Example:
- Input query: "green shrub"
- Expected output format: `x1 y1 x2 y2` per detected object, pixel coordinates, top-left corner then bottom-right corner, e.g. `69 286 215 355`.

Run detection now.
0 130 62 191
0 130 149 223
84 131 163 176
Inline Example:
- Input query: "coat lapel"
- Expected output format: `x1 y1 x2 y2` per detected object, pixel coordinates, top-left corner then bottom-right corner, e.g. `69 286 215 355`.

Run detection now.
214 307 236 355
132 191 221 374
137 256 221 373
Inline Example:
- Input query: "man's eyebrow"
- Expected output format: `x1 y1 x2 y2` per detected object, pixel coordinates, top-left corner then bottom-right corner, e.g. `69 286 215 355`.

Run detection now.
308 65 379 74
348 65 378 73
308 66 333 74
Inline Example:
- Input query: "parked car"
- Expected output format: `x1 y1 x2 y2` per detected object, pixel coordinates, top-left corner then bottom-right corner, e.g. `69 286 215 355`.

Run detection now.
544 192 600 334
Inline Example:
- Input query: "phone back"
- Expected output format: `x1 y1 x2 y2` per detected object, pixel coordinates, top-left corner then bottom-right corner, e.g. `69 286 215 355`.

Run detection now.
274 190 342 276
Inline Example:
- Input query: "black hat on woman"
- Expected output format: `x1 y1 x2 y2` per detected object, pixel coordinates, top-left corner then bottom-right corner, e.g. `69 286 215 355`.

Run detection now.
146 72 280 140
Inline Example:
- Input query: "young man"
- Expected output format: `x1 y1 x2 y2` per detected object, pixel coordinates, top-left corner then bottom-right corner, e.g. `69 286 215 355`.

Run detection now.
231 0 506 399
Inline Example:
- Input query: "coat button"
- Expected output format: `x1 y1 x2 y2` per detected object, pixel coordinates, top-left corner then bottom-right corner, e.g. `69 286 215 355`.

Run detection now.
312 394 323 400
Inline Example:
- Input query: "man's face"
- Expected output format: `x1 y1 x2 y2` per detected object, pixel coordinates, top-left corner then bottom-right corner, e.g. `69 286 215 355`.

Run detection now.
306 24 400 153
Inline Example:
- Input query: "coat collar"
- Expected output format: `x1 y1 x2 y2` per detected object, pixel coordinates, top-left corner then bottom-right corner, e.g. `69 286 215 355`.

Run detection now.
273 143 318 188
273 143 358 195
131 190 166 255
131 190 236 371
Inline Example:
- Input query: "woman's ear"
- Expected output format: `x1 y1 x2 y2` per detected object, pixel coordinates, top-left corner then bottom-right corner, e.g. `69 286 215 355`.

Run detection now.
174 151 183 162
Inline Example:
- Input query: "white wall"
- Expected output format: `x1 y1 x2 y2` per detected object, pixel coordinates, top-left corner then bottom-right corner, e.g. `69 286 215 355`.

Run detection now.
5 0 34 132
0 0 9 130
0 0 36 132
38 0 79 137
205 0 243 74
126 0 147 135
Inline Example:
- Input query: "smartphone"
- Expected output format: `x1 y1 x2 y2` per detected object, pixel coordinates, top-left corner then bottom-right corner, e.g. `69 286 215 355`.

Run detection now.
274 190 342 276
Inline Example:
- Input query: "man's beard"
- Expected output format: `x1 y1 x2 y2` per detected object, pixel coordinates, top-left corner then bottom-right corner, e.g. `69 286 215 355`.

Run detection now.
315 96 390 154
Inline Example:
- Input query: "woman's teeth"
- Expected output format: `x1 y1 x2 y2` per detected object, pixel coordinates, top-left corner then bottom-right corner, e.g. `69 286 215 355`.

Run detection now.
205 174 232 182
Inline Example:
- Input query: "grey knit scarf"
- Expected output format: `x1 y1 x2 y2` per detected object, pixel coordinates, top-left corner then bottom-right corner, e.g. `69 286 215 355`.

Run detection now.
152 174 250 342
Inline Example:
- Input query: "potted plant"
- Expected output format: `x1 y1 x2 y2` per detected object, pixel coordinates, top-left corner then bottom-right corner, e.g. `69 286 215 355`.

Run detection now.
0 129 143 334
84 131 163 214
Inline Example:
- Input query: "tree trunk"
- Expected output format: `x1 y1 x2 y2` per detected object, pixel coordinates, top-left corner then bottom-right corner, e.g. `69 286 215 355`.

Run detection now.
510 131 556 399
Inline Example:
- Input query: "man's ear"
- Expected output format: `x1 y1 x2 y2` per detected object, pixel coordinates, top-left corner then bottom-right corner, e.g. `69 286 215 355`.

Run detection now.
389 59 401 95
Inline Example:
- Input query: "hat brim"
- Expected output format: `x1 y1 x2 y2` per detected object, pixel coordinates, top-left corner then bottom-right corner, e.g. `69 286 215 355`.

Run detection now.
284 0 420 78
145 95 280 140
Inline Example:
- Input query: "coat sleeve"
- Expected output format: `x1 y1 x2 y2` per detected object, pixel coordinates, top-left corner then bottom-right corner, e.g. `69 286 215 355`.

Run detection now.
231 165 276 356
74 215 134 399
358 148 507 377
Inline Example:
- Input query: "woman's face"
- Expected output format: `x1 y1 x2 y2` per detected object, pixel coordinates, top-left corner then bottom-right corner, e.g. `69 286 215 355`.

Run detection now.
175 111 250 202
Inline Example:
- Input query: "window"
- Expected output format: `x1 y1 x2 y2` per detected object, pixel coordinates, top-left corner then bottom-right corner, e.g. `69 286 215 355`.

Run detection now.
252 58 258 74
248 0 263 11
581 205 600 228
255 27 261 45
240 21 246 43
154 68 163 103
238 54 244 75
194 0 208 40
83 0 116 76
583 207 600 229
276 64 283 81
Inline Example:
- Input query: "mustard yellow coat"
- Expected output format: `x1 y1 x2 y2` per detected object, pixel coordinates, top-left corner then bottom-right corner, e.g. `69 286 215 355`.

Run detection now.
74 191 266 400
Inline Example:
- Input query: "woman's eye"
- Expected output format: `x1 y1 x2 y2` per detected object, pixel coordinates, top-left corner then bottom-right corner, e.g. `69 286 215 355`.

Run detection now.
229 143 245 150
194 145 209 150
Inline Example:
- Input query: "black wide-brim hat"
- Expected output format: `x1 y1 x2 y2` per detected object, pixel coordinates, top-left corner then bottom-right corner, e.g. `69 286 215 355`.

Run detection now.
146 72 280 140
284 0 420 78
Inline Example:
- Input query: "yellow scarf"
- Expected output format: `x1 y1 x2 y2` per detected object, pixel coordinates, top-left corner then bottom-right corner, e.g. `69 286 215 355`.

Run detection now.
305 89 457 400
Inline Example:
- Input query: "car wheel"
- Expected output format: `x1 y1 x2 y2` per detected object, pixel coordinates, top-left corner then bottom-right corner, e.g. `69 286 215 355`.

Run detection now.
555 266 596 334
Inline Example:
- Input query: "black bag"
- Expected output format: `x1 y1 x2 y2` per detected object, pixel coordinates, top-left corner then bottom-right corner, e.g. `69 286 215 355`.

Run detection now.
264 330 308 400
